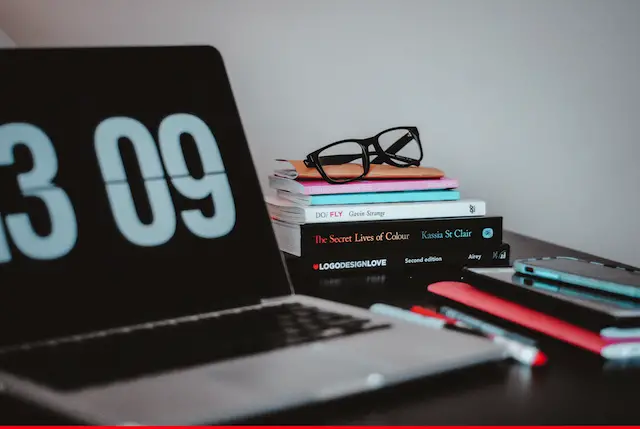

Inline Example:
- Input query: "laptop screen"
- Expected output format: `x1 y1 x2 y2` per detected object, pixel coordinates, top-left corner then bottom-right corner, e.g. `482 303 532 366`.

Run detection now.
0 46 290 348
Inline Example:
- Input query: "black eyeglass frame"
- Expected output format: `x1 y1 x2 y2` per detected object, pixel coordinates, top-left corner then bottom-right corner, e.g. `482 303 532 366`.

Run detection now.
303 126 423 184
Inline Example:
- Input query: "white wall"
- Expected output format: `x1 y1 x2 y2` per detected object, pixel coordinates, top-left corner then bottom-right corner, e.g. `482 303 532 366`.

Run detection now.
0 26 15 46
0 0 638 266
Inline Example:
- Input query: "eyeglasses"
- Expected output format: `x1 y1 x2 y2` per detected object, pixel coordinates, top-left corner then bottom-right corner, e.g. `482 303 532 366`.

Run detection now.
303 126 423 184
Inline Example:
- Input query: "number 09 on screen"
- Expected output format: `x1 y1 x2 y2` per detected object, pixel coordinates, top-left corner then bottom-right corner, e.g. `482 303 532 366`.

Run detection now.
0 113 236 263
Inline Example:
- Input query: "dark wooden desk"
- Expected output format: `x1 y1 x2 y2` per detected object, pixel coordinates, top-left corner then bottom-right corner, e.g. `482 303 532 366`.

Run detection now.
2 231 639 424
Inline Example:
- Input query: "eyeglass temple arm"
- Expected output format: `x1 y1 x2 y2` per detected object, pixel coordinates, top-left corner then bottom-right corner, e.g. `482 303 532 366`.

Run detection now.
370 133 414 164
310 153 365 165
310 152 417 167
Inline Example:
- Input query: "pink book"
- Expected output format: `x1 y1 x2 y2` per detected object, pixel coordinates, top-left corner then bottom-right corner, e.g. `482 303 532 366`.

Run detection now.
268 175 458 196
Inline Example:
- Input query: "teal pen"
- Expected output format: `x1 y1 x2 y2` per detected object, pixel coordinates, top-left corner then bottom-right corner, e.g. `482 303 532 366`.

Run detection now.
368 303 488 338
369 303 547 367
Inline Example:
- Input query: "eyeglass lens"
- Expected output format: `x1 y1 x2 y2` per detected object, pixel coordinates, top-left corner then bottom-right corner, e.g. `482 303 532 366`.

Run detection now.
374 128 421 165
316 141 365 182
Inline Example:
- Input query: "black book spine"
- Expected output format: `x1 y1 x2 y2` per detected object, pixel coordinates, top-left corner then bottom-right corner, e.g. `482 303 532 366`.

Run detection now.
286 243 510 277
300 216 502 258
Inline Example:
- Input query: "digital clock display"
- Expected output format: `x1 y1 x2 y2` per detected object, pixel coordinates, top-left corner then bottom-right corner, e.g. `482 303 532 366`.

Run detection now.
0 46 288 348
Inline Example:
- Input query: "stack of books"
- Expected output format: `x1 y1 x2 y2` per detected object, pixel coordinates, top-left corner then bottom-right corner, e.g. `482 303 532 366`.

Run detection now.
266 172 509 277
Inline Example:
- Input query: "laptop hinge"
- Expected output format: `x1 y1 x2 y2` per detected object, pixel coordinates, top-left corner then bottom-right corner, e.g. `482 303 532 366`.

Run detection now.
278 249 297 296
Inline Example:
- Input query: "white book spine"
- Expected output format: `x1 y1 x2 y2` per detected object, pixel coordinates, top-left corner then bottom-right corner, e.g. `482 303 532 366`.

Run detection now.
301 200 486 224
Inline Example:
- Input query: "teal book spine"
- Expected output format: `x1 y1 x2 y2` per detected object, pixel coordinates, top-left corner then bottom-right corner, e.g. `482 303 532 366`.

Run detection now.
308 190 460 205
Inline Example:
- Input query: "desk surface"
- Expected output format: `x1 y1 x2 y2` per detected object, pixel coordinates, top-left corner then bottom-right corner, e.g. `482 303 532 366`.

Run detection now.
3 231 640 424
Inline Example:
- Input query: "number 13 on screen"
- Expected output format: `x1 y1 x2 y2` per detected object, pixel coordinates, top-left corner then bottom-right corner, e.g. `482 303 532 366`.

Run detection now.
0 113 236 263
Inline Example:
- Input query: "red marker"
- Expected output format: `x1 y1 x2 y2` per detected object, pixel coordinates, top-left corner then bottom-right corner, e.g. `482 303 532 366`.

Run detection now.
410 306 457 324
409 305 547 367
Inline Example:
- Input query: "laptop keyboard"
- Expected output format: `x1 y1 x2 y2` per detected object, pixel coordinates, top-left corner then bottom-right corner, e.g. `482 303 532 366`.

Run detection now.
0 302 390 391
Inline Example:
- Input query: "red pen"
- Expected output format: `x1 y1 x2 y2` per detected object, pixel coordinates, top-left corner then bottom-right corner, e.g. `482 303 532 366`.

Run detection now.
410 305 547 367
410 306 458 324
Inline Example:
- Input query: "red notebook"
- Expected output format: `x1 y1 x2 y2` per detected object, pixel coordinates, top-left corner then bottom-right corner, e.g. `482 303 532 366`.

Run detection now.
427 281 640 359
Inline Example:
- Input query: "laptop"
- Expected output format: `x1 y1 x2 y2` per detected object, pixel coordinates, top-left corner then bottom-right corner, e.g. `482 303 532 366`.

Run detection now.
0 46 503 424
